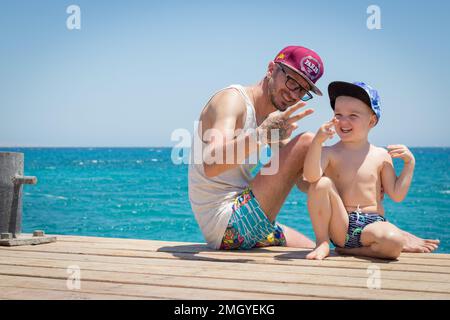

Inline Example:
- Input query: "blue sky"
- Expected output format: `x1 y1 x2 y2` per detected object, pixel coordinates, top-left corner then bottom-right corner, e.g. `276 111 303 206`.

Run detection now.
1 0 449 147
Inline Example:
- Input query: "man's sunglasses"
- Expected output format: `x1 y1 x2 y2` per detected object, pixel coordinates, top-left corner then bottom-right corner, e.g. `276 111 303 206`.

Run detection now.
277 63 313 102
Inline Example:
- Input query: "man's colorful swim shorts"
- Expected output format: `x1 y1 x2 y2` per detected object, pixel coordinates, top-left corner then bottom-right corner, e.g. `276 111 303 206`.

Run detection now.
219 187 287 250
333 212 386 249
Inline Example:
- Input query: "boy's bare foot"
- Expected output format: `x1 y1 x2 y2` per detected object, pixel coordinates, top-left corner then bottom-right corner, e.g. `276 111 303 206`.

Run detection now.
401 230 440 253
306 241 330 260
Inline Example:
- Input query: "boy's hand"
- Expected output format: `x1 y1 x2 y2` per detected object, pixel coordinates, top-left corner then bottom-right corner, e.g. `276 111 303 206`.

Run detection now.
387 145 415 164
314 118 338 144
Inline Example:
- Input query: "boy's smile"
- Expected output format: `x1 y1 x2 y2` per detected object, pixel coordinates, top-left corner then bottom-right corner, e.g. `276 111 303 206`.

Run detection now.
334 96 377 142
339 127 353 134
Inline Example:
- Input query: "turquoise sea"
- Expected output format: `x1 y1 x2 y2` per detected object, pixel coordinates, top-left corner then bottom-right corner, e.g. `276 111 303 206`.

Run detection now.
1 147 449 253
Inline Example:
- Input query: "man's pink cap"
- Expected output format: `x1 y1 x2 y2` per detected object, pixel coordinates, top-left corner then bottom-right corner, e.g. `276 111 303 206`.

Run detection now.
274 45 324 96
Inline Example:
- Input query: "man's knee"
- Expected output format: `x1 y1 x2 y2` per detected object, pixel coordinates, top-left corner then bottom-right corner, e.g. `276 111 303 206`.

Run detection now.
276 131 314 171
285 131 314 155
294 131 314 150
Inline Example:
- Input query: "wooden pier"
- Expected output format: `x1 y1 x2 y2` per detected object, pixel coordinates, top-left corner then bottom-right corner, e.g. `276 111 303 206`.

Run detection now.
0 234 449 300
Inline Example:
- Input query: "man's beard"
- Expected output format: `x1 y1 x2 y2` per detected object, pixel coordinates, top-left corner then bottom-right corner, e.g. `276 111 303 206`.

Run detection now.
268 79 286 112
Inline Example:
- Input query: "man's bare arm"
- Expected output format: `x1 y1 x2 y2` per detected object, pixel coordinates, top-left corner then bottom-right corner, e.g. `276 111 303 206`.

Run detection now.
201 90 257 177
202 92 313 178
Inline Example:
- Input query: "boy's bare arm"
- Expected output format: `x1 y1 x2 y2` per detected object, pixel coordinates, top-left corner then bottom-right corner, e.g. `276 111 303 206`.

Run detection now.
304 138 327 183
381 145 415 202
303 119 337 183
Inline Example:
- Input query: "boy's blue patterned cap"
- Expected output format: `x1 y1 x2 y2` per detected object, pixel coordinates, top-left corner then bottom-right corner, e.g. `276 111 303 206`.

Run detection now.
328 81 381 123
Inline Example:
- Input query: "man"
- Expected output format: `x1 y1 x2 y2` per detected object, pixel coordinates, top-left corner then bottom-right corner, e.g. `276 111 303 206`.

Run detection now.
188 45 439 253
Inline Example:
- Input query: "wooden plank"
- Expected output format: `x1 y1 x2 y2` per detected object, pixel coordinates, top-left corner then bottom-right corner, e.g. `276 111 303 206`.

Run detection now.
0 285 150 300
1 249 448 284
0 275 305 300
51 235 450 260
0 264 448 300
2 244 449 274
1 235 448 300
32 237 450 267
0 255 449 294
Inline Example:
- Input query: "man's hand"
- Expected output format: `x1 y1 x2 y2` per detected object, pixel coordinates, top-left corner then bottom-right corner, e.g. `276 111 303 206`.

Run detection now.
387 145 415 164
257 101 313 144
314 118 338 144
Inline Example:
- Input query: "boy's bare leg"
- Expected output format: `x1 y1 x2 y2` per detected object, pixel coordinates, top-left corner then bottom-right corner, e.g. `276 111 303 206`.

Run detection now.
306 176 349 260
401 230 440 253
336 221 404 260
335 245 394 259
297 179 440 253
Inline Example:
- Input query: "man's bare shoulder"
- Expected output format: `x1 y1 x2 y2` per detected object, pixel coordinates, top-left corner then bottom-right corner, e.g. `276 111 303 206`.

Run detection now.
201 88 246 121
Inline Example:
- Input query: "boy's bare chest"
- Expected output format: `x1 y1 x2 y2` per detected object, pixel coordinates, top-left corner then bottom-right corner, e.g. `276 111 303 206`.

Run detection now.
327 154 382 185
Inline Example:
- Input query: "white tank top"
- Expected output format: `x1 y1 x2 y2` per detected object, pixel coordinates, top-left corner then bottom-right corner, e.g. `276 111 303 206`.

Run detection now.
188 84 258 249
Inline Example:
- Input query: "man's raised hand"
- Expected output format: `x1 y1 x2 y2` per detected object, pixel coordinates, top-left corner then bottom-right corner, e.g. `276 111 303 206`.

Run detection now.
257 101 314 144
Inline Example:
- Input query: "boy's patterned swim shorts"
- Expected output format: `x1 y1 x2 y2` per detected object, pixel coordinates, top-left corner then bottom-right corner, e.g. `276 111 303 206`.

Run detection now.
332 212 386 249
219 187 287 250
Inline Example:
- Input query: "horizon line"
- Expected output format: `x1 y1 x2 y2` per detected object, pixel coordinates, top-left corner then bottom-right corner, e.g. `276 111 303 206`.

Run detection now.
0 146 173 148
1 145 450 149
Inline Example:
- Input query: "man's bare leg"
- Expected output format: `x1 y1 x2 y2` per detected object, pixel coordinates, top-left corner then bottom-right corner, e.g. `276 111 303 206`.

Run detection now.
279 224 315 248
305 176 349 260
250 132 314 248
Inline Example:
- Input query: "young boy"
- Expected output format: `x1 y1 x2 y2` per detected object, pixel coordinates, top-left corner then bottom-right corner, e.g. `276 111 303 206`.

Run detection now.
303 81 416 260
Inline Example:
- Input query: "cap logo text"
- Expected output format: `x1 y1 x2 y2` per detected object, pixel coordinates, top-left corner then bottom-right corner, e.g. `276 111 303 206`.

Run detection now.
300 56 320 80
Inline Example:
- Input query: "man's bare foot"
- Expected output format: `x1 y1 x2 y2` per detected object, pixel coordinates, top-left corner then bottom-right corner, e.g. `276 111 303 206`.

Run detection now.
401 230 440 253
306 241 330 260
